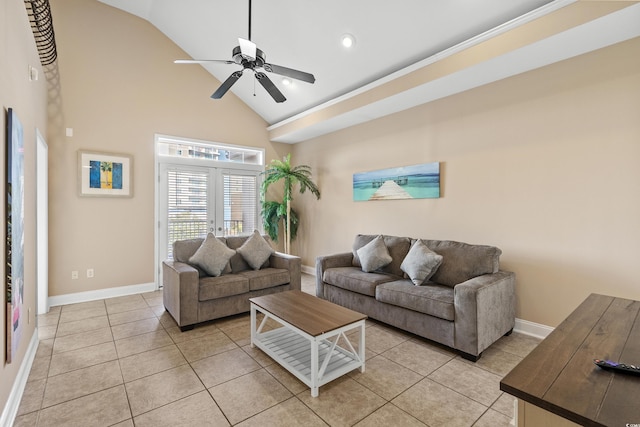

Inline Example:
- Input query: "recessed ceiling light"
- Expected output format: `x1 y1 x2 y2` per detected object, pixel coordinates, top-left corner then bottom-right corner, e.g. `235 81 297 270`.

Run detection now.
282 77 292 86
341 33 355 49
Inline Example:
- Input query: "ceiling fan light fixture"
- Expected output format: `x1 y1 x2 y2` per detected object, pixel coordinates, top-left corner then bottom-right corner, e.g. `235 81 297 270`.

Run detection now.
341 33 356 49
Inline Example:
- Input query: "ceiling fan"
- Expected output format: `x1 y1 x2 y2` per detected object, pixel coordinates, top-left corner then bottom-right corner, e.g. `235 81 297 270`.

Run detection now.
174 0 315 103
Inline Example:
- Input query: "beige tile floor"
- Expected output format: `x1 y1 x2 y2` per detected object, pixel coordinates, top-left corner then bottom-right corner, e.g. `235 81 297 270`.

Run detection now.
14 274 540 426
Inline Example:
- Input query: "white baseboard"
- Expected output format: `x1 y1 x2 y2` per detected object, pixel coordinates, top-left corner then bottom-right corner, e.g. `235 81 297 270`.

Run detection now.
514 318 554 339
2 283 159 424
0 330 39 427
301 265 315 276
48 282 157 307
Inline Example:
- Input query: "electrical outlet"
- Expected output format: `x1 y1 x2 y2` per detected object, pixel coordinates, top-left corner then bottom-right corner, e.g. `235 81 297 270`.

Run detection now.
87 268 94 278
71 271 78 280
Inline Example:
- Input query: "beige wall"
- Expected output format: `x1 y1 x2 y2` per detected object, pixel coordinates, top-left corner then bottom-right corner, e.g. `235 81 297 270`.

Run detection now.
47 0 287 296
2 0 638 414
291 37 640 328
0 0 48 415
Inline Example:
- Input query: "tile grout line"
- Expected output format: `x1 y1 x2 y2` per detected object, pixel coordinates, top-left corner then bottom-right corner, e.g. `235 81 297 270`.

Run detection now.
21 283 533 427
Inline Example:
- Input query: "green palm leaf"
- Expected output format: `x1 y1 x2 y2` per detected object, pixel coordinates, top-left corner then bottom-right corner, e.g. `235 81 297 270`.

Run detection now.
260 153 319 253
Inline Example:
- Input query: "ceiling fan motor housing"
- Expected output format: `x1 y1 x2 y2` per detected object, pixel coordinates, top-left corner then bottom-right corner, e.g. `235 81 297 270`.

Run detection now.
232 45 266 69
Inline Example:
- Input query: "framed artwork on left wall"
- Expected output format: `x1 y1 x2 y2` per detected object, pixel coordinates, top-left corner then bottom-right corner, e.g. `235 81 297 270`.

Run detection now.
78 150 133 197
6 108 25 363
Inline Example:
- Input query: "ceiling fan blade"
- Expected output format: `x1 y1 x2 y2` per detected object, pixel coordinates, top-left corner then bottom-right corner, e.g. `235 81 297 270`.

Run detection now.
263 63 315 84
238 38 257 61
211 71 243 99
174 59 235 65
255 72 286 103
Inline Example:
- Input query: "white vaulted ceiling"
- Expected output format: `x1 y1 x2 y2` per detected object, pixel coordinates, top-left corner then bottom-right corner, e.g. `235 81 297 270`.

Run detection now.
98 0 640 143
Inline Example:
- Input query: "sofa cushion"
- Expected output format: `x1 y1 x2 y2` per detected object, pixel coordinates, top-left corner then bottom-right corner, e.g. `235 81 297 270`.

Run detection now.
400 240 443 285
226 233 272 272
323 266 397 297
352 234 411 277
376 280 455 321
198 274 250 301
173 237 205 262
357 236 392 272
188 233 236 277
239 268 290 291
424 240 502 287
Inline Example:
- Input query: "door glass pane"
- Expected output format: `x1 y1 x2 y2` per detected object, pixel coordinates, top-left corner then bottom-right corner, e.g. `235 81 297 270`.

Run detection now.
223 173 257 236
167 168 208 258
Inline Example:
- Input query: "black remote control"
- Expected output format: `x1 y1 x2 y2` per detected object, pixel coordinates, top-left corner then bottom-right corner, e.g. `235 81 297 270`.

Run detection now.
594 359 640 376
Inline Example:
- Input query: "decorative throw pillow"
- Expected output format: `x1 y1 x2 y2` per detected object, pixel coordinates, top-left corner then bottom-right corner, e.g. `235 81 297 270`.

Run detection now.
237 230 275 270
351 234 377 268
188 233 235 277
401 240 443 285
357 235 392 273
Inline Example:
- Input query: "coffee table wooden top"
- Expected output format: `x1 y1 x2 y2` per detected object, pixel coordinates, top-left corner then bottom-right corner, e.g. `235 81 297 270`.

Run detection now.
250 290 367 337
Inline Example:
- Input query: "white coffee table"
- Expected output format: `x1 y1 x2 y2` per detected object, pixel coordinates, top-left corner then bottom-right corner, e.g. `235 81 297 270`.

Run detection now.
250 290 367 397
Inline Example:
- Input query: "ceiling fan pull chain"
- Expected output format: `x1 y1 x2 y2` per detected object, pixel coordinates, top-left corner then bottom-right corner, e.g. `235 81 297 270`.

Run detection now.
253 75 256 97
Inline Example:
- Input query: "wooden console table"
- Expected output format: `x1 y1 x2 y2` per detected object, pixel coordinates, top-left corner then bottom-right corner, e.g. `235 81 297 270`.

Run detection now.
500 293 640 427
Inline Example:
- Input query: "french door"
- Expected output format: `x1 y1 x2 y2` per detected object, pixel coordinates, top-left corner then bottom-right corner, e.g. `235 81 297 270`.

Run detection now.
157 163 261 284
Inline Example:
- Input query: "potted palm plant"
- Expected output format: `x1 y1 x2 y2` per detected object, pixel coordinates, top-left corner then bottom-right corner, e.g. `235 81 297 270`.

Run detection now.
261 154 320 254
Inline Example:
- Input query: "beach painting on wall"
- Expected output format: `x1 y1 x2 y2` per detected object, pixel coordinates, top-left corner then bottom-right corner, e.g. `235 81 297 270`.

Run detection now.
6 108 25 363
353 162 440 201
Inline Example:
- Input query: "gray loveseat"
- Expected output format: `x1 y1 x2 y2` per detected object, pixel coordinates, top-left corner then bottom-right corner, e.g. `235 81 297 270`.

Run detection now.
163 232 301 331
316 234 515 361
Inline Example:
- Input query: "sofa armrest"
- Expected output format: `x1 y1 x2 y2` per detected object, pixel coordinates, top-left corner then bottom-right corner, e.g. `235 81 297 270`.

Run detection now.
270 252 302 291
315 252 354 297
453 270 516 357
162 260 199 327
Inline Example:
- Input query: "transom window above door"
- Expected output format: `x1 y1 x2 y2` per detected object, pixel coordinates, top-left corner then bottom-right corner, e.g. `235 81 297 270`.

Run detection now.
157 135 263 165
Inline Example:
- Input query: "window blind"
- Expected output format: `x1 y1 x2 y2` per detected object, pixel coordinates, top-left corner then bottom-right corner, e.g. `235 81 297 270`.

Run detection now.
166 168 208 257
223 173 257 236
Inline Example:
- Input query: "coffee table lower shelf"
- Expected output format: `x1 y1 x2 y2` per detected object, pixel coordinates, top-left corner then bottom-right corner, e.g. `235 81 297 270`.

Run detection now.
250 305 366 397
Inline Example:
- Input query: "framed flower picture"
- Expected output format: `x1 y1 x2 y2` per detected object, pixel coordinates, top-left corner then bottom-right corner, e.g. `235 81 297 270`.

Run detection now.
78 150 133 197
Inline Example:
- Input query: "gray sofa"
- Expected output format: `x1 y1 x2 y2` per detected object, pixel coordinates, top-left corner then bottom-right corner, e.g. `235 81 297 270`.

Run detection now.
163 233 301 331
316 234 515 361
